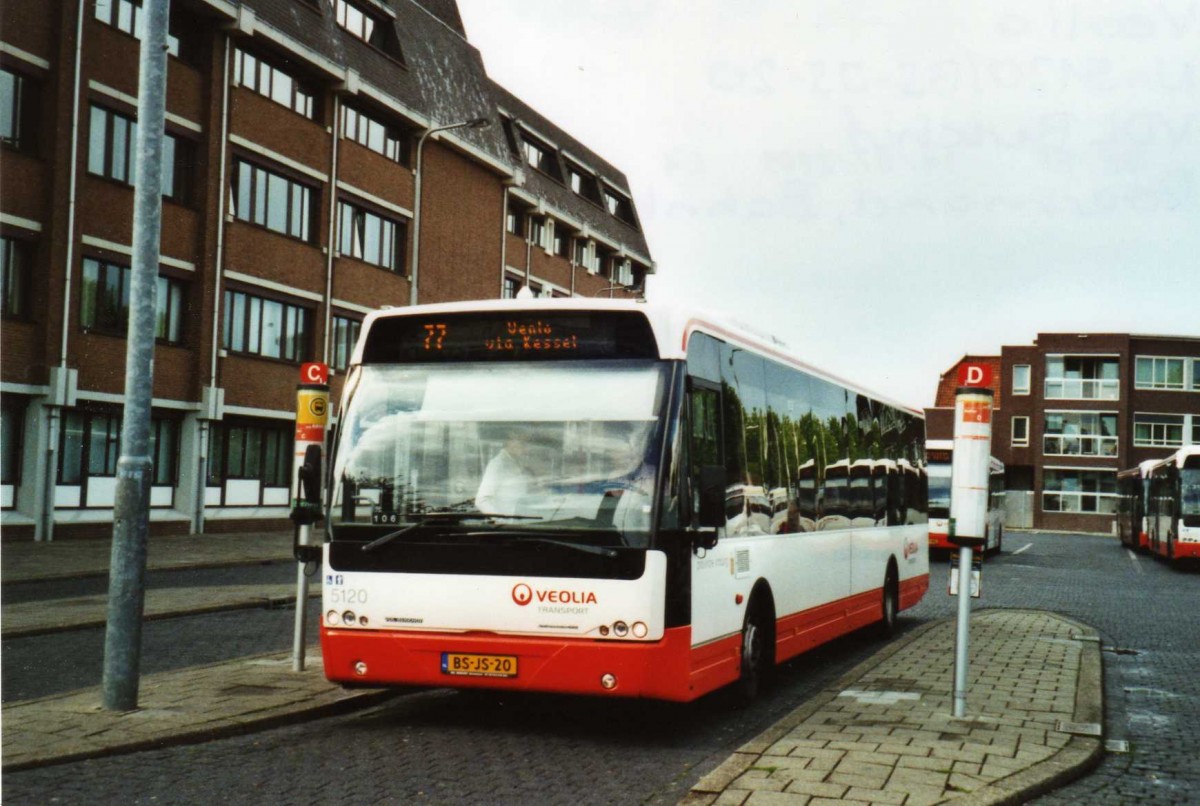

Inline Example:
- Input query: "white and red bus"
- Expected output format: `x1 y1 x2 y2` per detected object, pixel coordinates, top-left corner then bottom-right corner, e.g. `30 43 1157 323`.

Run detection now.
1146 446 1200 563
320 299 929 702
926 440 1004 554
1116 459 1159 551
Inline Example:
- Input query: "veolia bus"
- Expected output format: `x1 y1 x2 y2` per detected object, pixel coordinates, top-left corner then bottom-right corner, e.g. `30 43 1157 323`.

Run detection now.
319 299 929 701
1145 446 1200 563
1116 459 1160 551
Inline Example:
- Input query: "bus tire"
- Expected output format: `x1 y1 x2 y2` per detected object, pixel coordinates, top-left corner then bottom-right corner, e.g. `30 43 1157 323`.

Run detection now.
736 590 775 704
994 526 1003 556
879 565 899 639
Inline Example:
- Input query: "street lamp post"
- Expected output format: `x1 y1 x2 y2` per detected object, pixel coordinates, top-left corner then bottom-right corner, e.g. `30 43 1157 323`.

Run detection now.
409 116 491 307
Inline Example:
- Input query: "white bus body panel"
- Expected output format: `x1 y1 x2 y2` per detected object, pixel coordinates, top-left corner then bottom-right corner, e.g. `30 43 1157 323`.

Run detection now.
324 549 667 641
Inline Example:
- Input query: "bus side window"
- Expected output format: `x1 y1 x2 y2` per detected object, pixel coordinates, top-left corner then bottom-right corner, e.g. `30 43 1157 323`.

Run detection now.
689 385 721 521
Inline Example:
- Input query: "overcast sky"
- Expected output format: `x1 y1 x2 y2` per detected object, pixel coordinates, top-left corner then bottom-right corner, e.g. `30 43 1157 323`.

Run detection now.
456 1 1199 408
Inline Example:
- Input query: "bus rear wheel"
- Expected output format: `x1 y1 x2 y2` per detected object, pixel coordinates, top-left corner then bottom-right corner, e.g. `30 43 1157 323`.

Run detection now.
879 567 899 639
736 594 774 704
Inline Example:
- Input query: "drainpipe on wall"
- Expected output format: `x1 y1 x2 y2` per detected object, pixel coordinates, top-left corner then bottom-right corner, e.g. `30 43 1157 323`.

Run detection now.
322 95 340 364
195 34 233 534
41 0 88 542
498 186 508 296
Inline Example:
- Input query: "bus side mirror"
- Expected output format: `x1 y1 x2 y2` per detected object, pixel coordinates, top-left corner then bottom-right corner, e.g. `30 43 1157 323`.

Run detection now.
698 465 725 529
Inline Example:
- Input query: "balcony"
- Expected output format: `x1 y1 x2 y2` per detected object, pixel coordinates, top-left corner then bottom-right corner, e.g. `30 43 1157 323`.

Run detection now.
1043 378 1120 400
1043 435 1119 457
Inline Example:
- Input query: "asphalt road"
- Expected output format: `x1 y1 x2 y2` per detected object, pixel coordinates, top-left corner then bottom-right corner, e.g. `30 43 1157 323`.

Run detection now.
4 532 1198 805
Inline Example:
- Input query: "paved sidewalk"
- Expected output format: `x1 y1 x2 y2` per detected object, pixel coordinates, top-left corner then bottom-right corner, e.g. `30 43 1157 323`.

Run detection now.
682 610 1104 806
2 650 393 772
1 529 295 583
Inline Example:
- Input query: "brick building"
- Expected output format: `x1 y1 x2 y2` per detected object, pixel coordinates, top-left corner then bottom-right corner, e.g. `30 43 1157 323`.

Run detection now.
0 0 654 540
928 334 1200 534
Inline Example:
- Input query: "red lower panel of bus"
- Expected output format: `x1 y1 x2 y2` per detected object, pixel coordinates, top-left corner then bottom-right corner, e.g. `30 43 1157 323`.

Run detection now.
929 531 951 550
1155 539 1200 561
1138 531 1149 550
321 574 930 702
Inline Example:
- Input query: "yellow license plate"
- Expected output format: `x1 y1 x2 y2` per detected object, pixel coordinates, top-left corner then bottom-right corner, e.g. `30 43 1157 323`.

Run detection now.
441 652 518 678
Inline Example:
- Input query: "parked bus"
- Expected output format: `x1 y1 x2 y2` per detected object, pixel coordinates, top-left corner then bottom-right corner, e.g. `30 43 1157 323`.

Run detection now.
926 439 1004 554
1146 446 1200 563
319 299 929 702
1116 459 1159 551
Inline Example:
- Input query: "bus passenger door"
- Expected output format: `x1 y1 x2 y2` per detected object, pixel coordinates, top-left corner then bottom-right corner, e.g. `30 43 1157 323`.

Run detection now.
687 382 743 649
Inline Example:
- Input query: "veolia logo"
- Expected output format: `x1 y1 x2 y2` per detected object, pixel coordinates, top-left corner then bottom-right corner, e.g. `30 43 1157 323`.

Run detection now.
512 583 533 606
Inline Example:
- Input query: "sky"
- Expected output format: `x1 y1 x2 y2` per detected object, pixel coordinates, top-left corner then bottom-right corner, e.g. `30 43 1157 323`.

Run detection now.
455 1 1199 409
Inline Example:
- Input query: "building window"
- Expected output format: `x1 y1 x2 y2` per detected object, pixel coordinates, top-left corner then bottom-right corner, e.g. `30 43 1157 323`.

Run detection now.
603 187 635 224
1 67 38 154
1043 469 1118 514
1043 411 1118 457
522 134 561 179
1012 364 1031 395
1 236 30 319
1011 416 1029 447
1193 419 1200 445
333 0 401 58
87 105 194 203
331 314 361 371
574 239 599 274
566 161 601 204
1135 356 1186 390
506 206 523 236
208 421 291 487
340 104 410 165
527 216 544 247
231 159 316 242
80 257 184 343
552 226 569 258
338 200 406 273
611 258 633 287
233 47 315 119
59 410 177 487
502 275 519 299
222 289 311 362
1133 413 1185 448
1 397 23 494
93 0 183 59
1044 355 1119 400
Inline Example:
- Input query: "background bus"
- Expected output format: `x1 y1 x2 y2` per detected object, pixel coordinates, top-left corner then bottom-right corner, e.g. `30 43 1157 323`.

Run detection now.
926 439 1004 555
1117 459 1159 551
320 299 929 702
1146 446 1200 563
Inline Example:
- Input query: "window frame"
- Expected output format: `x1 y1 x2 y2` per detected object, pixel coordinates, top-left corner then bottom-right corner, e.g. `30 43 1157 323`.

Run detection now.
1012 364 1031 396
232 46 316 120
1 235 31 320
221 287 312 364
340 103 411 165
336 198 407 274
207 420 292 488
79 256 185 343
1042 410 1119 458
1043 354 1120 400
1 66 39 154
1042 467 1119 515
330 313 362 372
1135 355 1191 391
1132 413 1185 448
57 409 178 492
87 104 193 204
1011 415 1029 447
231 157 317 243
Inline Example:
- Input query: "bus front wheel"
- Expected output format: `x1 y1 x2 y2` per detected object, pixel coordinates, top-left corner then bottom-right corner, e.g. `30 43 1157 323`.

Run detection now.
736 592 775 704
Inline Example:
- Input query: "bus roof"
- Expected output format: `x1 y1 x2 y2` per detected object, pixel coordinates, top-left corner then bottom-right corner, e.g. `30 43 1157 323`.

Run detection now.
355 298 924 417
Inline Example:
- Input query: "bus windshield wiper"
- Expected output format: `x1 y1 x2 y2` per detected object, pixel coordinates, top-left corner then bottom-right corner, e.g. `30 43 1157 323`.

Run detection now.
361 512 542 553
461 532 619 559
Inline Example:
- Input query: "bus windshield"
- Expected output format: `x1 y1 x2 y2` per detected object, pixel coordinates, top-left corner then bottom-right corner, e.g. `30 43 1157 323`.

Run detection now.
1182 468 1200 517
330 360 671 548
927 463 952 517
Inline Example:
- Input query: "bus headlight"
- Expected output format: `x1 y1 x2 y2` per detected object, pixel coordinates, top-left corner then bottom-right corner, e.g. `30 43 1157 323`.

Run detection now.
632 621 648 639
343 610 356 625
612 621 629 637
326 610 341 626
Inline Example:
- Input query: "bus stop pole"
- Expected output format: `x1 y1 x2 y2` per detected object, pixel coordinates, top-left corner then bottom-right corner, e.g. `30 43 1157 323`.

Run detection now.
952 545 972 718
290 366 330 672
292 526 312 671
948 385 993 719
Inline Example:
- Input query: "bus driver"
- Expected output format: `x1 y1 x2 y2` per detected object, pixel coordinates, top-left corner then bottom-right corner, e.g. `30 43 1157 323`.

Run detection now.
475 426 534 515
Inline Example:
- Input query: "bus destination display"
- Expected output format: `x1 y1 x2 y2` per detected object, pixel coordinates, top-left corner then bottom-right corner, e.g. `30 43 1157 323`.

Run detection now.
361 311 658 363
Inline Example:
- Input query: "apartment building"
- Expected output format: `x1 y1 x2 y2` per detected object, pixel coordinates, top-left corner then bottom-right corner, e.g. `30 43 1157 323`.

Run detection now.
928 334 1200 534
0 0 654 540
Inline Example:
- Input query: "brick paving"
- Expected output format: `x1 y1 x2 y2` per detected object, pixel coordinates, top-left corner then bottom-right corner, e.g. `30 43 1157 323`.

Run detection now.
683 610 1103 806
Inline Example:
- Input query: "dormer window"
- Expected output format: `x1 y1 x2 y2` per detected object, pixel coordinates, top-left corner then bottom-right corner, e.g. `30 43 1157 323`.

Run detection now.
603 187 636 225
522 134 561 180
566 161 601 204
334 0 403 60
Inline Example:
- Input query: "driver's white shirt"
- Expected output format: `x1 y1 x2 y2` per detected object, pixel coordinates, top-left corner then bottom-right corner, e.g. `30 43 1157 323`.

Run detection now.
475 448 530 514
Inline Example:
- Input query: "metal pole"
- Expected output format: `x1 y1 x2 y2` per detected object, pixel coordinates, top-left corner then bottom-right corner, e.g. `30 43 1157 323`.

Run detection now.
101 0 171 712
952 546 972 717
292 525 311 672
